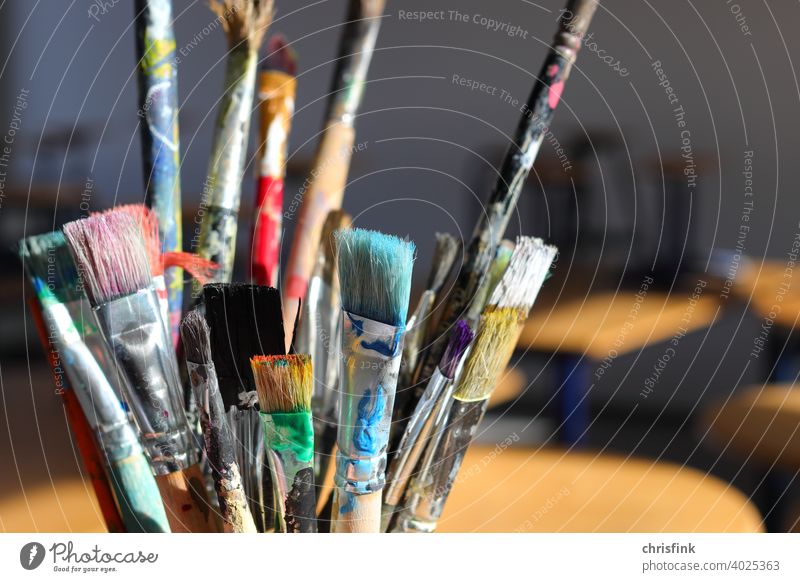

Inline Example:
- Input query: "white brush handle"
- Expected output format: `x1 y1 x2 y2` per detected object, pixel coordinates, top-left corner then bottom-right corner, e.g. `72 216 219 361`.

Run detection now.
332 490 381 533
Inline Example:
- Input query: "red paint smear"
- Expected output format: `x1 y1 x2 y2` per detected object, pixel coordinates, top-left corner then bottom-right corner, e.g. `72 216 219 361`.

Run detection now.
547 64 564 109
251 176 284 287
286 274 308 299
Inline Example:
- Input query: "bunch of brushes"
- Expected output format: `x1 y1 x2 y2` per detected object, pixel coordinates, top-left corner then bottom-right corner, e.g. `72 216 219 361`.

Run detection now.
17 0 596 533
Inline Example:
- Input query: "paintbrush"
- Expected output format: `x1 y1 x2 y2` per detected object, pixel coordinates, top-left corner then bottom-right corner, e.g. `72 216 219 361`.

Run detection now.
413 0 598 399
393 237 556 533
391 233 460 445
63 213 218 532
282 0 387 330
19 231 170 533
134 0 184 345
251 34 297 288
252 354 317 532
398 233 460 391
25 295 126 533
331 228 415 533
98 204 218 339
181 310 257 532
203 282 286 532
294 209 351 484
196 0 274 285
382 319 473 531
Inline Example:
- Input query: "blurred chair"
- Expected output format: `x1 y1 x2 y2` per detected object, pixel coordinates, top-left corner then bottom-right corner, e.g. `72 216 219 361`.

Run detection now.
519 288 719 445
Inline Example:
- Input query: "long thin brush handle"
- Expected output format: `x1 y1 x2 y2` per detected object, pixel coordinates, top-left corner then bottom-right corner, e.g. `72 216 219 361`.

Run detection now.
252 70 295 287
393 398 488 533
27 298 126 533
155 464 219 532
414 0 597 391
283 0 385 319
197 44 260 285
134 0 183 344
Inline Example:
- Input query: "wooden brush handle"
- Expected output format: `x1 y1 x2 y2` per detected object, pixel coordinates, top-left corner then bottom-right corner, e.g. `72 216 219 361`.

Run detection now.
332 489 382 533
155 464 220 532
284 121 355 305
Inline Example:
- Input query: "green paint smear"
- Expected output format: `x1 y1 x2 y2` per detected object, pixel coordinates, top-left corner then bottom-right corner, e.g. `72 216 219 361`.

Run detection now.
261 412 314 464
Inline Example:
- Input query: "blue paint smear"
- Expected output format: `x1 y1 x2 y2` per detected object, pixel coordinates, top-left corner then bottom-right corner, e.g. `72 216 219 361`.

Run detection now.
339 490 357 515
347 312 365 337
360 338 397 357
353 385 385 455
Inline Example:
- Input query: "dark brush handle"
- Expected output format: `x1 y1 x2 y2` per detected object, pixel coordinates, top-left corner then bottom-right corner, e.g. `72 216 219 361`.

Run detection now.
411 0 598 402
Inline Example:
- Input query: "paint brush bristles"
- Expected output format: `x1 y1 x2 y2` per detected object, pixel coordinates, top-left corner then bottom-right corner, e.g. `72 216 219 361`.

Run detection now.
454 237 556 402
63 213 152 306
209 0 273 47
335 228 415 326
439 319 475 380
252 354 313 414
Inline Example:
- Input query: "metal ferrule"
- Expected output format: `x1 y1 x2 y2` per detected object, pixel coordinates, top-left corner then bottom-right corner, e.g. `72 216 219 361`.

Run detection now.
335 310 404 495
298 270 341 427
396 397 489 533
384 366 447 507
41 301 141 462
95 287 195 474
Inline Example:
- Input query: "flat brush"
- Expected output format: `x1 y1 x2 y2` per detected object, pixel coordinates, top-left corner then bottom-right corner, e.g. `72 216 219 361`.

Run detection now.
63 213 218 532
393 237 556 533
282 0 387 329
251 34 297 288
134 0 184 344
98 204 218 341
181 310 257 532
415 0 598 397
19 231 169 533
332 228 415 533
382 319 473 531
203 282 286 532
294 209 351 486
197 0 274 285
252 354 317 533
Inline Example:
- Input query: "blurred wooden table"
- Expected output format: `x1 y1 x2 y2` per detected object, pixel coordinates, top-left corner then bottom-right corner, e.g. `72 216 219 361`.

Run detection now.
439 446 763 532
703 384 800 470
518 288 720 444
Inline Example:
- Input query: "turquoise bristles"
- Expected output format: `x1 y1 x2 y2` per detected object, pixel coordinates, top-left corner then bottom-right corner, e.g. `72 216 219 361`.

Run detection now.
335 228 416 327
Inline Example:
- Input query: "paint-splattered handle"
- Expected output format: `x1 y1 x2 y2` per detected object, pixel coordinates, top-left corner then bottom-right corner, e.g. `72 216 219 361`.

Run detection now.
27 296 126 533
108 453 171 533
332 489 381 533
283 121 356 304
155 464 220 532
251 176 284 287
414 0 598 404
134 0 183 346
